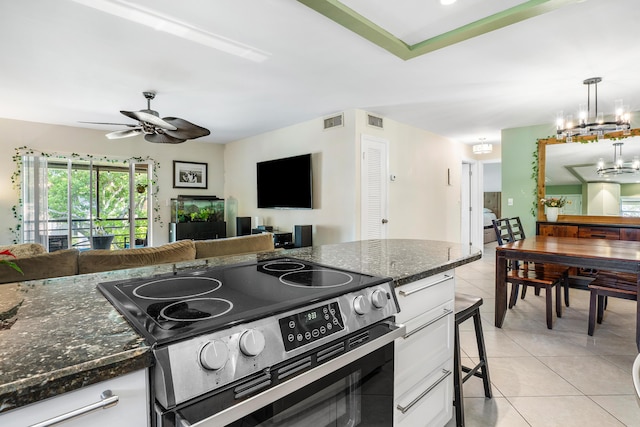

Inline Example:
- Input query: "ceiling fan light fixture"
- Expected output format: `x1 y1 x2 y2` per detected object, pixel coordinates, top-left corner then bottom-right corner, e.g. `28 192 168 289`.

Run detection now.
84 91 211 143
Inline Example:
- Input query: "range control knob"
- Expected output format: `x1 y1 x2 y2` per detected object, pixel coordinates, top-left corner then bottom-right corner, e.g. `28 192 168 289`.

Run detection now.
353 295 371 315
200 340 229 371
371 289 388 309
239 329 266 357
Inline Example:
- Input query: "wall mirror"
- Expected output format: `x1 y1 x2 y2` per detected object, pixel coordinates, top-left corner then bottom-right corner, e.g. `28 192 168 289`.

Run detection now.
537 129 640 223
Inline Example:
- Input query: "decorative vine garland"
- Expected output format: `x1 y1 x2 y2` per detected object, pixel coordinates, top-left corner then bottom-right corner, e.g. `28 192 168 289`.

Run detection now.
10 146 163 244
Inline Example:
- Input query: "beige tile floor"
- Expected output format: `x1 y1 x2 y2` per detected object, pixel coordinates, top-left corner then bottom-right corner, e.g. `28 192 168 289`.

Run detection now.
446 242 640 427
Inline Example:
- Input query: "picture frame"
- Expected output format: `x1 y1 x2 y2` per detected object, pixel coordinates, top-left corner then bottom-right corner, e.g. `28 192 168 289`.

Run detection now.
173 161 208 189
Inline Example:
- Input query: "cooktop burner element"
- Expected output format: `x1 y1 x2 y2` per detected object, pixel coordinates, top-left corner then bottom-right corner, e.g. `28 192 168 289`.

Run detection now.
262 260 306 272
133 276 222 300
280 269 353 288
160 298 233 322
98 257 393 346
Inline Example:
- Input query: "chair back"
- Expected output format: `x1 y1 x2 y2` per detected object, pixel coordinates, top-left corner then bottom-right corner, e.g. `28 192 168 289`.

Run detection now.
507 217 526 241
492 218 513 245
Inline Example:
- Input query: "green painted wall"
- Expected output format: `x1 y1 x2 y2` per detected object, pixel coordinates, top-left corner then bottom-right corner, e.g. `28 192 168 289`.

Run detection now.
501 112 640 236
621 184 640 197
546 184 582 194
501 123 555 237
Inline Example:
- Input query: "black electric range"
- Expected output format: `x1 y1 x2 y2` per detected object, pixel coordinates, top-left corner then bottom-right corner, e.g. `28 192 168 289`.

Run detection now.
98 256 401 417
98 257 393 346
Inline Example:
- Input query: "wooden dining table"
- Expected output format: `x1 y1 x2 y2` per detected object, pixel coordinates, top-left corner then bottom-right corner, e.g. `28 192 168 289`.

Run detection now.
495 235 640 350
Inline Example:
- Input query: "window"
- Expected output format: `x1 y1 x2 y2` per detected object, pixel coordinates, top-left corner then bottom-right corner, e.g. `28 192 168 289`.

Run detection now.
21 154 153 250
620 197 640 218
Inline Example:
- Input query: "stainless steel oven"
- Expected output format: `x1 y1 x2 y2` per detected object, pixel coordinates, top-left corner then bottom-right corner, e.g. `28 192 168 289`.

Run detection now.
164 320 401 426
98 258 404 427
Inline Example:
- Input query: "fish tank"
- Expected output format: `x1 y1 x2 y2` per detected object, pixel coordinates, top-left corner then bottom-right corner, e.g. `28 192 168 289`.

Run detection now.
170 195 225 223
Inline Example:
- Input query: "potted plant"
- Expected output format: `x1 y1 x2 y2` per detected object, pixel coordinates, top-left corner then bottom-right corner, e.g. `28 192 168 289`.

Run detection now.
540 197 567 222
92 219 114 250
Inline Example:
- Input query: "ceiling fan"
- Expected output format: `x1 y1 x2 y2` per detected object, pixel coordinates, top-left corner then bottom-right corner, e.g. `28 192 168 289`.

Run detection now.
84 91 210 144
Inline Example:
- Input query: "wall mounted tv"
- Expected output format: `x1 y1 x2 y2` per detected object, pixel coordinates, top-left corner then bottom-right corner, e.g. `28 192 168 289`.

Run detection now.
257 153 313 209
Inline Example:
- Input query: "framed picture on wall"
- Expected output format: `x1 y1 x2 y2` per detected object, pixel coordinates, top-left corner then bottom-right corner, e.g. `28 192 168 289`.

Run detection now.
173 161 208 189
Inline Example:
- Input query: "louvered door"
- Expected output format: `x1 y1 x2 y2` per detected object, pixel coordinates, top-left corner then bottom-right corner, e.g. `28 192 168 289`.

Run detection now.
361 135 389 240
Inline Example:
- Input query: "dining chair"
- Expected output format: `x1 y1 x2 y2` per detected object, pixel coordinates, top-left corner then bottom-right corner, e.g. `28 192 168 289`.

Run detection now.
492 217 569 329
587 270 638 336
492 218 512 245
509 217 571 302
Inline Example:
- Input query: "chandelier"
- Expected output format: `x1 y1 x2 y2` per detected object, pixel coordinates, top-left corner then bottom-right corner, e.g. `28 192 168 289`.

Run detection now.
596 142 639 176
556 77 631 142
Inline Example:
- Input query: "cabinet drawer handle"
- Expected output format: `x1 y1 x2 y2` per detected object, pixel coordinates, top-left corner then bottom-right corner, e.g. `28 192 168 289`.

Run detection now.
396 369 452 414
404 308 453 339
29 390 119 427
398 275 452 297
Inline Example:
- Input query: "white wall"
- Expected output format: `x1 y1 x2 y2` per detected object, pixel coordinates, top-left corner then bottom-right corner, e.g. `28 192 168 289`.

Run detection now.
224 109 466 245
0 118 224 246
224 110 358 245
483 162 502 192
1 112 466 247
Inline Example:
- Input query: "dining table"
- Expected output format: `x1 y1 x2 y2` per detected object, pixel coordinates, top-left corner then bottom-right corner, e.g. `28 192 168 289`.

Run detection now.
495 235 640 350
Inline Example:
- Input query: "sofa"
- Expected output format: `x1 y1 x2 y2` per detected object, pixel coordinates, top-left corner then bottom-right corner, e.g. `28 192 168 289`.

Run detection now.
0 233 276 285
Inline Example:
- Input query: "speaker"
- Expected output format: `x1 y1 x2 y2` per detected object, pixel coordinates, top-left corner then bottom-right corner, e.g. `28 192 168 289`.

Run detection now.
294 225 312 248
236 217 252 236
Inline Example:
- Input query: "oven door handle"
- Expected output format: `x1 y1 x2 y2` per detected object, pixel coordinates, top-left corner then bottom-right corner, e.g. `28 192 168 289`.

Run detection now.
178 320 406 427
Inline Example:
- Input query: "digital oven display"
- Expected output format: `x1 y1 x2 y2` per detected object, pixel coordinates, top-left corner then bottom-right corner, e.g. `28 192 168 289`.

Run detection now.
302 308 323 326
278 302 344 351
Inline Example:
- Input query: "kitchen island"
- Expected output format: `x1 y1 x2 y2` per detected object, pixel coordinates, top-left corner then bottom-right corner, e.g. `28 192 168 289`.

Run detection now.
0 239 481 424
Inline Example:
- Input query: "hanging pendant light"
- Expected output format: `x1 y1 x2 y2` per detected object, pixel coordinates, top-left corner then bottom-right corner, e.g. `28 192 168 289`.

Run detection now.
556 77 631 142
596 142 640 176
472 138 493 154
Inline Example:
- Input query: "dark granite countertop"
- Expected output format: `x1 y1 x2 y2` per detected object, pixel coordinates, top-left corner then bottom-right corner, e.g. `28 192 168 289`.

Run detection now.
0 239 480 414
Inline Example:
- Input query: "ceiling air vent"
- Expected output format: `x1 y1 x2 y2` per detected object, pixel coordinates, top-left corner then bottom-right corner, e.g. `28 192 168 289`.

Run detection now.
323 113 344 130
367 114 384 129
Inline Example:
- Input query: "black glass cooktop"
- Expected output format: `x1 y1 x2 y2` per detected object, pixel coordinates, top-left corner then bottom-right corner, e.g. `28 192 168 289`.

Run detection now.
98 257 391 345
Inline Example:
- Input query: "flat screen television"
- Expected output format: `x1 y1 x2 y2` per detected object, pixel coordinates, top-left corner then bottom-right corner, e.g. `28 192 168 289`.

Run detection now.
257 154 313 209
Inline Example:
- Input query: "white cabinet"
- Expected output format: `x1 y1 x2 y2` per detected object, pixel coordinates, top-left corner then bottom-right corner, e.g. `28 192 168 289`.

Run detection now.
394 272 454 427
0 370 148 427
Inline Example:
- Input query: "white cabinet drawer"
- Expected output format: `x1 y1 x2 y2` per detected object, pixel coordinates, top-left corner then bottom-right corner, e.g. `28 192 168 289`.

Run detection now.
394 359 453 427
395 272 454 323
0 370 148 427
395 300 454 397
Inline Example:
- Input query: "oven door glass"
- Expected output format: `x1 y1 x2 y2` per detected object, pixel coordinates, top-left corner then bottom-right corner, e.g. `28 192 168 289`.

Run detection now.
229 342 394 427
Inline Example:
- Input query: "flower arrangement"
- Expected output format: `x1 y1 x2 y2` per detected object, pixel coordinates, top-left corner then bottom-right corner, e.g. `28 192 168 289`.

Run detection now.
0 250 23 274
540 197 567 208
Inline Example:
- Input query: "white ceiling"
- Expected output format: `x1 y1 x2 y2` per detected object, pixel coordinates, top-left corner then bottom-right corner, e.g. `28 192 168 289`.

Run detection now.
1 0 640 146
546 137 640 185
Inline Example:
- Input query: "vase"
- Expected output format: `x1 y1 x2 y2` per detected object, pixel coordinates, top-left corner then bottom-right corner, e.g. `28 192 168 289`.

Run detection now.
546 207 559 222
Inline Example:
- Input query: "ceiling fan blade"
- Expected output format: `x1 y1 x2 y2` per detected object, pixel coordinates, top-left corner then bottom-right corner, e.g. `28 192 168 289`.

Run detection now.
106 129 143 139
144 133 186 144
163 117 211 140
120 110 177 130
79 121 138 127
